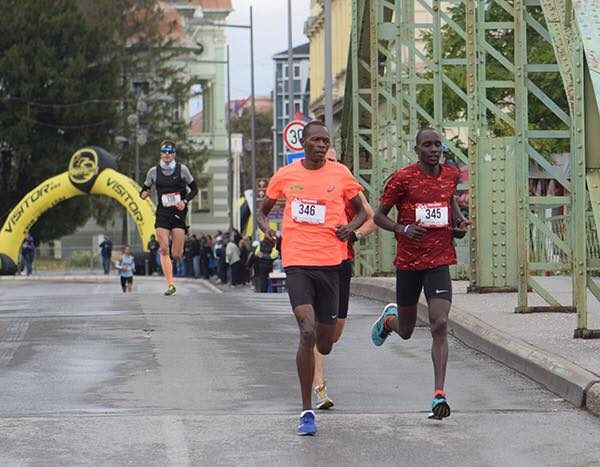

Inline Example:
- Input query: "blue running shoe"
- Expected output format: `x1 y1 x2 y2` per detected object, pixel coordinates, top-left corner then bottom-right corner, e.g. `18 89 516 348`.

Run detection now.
297 411 317 436
428 393 451 420
371 303 398 346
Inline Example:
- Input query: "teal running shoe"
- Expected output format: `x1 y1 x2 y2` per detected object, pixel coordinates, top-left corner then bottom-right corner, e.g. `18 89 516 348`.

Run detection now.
297 411 317 435
371 303 398 346
164 284 176 296
428 393 451 420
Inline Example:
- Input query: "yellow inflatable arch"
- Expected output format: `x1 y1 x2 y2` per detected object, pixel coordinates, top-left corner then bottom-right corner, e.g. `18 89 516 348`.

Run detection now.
0 146 156 275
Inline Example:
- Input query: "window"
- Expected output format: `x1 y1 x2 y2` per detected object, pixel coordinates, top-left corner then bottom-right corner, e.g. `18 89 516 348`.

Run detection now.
284 100 303 117
293 64 301 78
196 176 212 212
282 64 288 78
133 81 149 96
197 188 210 212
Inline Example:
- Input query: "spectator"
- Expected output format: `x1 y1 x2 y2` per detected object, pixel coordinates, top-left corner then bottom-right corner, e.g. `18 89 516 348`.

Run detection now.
21 234 35 276
147 234 160 275
215 237 227 284
99 236 113 275
254 239 279 293
191 234 201 278
226 234 242 286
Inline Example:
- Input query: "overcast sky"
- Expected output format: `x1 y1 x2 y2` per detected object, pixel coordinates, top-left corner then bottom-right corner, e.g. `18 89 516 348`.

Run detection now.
225 0 311 100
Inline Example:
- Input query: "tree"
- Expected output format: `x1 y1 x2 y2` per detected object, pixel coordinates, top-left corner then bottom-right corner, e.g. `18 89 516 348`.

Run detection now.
0 0 120 242
0 0 206 243
230 108 274 190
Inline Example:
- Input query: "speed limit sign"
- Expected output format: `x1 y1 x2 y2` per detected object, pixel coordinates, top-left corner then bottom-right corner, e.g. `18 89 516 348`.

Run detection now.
283 120 306 152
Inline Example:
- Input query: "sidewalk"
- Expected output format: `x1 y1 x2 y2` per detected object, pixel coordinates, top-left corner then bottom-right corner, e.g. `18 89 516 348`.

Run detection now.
351 276 600 417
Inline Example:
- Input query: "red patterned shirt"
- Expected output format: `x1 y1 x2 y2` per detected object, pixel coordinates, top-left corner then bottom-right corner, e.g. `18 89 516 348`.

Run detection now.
380 163 460 270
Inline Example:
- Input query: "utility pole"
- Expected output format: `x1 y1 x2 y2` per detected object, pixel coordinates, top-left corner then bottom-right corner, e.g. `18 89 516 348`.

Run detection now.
287 0 294 123
324 0 333 132
249 6 258 240
226 46 233 231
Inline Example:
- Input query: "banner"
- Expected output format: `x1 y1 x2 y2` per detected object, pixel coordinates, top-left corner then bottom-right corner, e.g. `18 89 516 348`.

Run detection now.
0 147 156 275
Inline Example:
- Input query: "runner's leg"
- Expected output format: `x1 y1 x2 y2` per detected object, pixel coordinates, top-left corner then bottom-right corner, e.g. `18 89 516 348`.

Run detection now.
294 304 318 411
170 228 186 261
428 299 450 390
156 228 174 286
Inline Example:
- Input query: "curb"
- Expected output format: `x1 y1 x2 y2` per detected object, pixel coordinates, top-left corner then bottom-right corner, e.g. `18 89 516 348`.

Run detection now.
0 275 223 293
351 278 600 415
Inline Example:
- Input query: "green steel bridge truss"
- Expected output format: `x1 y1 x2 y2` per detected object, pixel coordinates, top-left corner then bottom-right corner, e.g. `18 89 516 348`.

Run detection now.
341 0 600 337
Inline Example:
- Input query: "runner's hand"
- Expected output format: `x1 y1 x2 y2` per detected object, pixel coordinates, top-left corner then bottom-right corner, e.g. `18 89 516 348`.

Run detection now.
175 200 186 211
398 221 426 241
455 218 472 231
452 218 472 239
140 190 149 200
335 224 352 241
264 229 278 244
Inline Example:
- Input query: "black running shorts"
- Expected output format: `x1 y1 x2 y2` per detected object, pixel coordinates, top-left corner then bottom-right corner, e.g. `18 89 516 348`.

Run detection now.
338 259 353 319
285 266 340 325
396 265 452 306
155 208 188 231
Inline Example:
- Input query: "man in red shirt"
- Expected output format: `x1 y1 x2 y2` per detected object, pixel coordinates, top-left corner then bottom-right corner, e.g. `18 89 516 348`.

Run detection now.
372 127 470 420
257 121 366 435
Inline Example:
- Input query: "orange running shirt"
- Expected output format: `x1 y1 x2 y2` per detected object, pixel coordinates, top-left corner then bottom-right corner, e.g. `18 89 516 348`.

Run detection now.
266 160 363 267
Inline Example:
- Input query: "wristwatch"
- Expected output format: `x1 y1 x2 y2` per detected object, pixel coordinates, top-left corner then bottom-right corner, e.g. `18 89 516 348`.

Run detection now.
354 230 364 241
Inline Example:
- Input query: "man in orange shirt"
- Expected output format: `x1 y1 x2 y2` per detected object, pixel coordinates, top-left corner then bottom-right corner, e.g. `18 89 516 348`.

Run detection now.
257 120 366 435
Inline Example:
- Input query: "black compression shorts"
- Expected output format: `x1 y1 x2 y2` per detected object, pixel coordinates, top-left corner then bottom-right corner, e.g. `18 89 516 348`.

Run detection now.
338 259 353 319
285 266 340 325
395 265 452 306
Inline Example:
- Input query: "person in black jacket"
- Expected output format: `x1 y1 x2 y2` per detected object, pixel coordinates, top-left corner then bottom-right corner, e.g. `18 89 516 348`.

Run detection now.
253 239 278 293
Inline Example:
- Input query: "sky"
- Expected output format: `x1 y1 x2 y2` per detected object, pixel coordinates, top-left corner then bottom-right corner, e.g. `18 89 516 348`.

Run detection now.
225 0 311 100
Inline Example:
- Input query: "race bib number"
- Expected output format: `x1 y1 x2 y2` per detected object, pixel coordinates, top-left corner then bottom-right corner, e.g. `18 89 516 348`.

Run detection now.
415 202 449 228
161 192 181 207
291 198 326 224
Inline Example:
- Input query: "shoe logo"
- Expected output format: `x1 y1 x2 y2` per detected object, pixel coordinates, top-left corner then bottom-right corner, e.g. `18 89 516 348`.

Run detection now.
435 289 448 294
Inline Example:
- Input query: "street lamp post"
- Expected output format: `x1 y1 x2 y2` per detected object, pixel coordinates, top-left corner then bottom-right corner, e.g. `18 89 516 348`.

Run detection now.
191 7 257 239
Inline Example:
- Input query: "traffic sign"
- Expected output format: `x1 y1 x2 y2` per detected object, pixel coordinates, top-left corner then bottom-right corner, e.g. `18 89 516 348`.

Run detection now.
256 178 269 201
283 120 305 152
286 151 305 165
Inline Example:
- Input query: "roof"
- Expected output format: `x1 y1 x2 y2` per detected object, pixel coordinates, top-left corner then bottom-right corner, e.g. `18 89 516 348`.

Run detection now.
273 43 310 59
190 0 232 10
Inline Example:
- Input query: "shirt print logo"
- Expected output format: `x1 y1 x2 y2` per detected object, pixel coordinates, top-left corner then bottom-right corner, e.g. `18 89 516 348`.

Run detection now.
326 185 336 192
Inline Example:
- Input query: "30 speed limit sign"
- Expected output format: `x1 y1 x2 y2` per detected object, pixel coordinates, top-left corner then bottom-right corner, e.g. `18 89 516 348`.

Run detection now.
283 120 305 152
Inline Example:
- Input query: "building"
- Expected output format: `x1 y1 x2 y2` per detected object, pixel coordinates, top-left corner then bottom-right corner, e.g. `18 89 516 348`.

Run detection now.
304 0 430 141
51 0 233 260
172 0 232 235
272 43 310 170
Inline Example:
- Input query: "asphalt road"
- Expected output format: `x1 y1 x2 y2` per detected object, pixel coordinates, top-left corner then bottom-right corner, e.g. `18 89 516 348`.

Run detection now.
0 279 599 466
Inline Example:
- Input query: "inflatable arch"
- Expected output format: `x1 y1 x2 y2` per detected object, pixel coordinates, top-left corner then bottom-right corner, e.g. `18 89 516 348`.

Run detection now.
0 146 156 275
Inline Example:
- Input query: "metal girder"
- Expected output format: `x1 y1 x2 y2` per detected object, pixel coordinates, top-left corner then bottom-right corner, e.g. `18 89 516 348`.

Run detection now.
343 0 600 334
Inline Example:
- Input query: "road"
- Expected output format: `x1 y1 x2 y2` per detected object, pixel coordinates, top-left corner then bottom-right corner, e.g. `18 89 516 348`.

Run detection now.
0 279 599 466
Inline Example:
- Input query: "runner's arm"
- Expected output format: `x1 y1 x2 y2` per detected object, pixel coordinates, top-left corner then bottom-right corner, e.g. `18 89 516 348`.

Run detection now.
374 203 402 233
354 192 377 237
336 194 367 241
140 167 156 199
257 196 278 243
184 180 198 204
375 203 426 241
